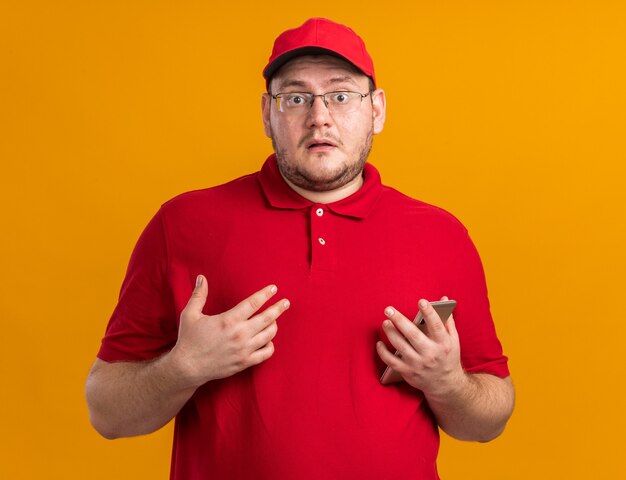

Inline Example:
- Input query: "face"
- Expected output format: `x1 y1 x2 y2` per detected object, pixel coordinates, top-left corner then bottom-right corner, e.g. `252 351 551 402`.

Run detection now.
262 55 386 193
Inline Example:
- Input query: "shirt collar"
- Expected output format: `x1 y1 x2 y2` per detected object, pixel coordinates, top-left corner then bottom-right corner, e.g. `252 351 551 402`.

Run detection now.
258 154 383 219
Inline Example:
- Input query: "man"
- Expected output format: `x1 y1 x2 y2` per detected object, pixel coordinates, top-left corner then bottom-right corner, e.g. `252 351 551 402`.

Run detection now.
86 18 514 479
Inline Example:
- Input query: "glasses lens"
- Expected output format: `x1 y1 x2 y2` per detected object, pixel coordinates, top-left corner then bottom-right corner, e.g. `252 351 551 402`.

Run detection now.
278 93 311 113
326 92 361 113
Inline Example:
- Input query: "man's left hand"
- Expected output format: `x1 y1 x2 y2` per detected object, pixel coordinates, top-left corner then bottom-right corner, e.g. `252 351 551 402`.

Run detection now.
376 296 466 397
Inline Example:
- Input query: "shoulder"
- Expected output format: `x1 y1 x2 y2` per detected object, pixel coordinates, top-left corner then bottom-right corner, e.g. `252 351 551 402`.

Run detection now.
159 171 261 217
377 184 469 235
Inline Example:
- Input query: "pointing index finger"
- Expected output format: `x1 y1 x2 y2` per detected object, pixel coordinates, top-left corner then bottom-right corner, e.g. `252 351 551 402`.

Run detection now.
248 297 290 336
230 284 279 320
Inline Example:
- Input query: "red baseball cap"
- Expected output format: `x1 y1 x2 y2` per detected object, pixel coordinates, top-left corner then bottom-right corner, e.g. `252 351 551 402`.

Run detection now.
263 18 376 89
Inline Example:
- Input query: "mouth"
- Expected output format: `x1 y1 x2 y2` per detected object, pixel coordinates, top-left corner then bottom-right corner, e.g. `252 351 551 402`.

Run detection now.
306 139 338 151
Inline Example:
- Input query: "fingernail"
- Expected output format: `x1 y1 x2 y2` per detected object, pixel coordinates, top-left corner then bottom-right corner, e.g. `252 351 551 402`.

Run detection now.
385 307 395 317
196 275 203 287
419 299 428 309
270 285 277 294
283 299 290 309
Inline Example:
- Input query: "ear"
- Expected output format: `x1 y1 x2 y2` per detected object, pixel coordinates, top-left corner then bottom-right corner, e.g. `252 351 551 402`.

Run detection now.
261 93 272 138
371 89 386 135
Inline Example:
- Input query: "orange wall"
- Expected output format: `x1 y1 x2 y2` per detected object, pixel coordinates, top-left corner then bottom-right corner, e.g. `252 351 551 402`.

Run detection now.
1 1 625 478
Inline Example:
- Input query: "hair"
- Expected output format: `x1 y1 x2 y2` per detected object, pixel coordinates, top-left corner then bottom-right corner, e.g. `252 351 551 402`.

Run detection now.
267 55 376 94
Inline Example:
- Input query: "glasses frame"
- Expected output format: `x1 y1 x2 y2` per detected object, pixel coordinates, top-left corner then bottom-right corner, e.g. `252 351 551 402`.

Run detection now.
270 91 372 114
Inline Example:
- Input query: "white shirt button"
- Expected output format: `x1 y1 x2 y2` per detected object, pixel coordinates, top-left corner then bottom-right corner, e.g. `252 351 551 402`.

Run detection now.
318 237 326 245
316 208 324 217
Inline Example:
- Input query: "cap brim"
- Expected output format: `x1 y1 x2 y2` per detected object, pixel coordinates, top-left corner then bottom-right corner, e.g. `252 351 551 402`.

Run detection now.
263 47 364 83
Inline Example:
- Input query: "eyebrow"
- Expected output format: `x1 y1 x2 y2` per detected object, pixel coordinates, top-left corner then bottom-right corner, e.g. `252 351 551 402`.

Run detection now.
277 80 308 90
326 75 360 87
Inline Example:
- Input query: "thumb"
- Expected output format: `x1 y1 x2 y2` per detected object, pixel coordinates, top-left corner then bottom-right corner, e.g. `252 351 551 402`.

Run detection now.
184 274 208 317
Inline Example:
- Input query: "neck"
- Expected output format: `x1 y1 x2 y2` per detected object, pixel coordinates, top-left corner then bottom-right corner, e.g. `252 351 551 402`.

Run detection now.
281 173 364 204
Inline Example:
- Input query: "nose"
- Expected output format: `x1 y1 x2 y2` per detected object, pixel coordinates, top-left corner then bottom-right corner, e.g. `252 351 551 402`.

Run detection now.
306 95 333 128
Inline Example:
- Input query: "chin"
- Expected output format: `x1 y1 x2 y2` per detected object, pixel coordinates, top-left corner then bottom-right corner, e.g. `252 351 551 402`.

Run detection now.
295 165 361 192
275 146 367 192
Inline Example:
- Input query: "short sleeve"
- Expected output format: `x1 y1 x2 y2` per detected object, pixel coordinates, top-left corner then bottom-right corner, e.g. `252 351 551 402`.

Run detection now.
97 209 178 361
447 229 510 378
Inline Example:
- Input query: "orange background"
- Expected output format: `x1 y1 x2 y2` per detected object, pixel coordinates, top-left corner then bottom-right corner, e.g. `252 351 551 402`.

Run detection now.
1 1 625 478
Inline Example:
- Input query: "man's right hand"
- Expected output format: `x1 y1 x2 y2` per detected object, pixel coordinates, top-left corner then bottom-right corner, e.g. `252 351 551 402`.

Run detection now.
171 275 290 388
86 275 289 438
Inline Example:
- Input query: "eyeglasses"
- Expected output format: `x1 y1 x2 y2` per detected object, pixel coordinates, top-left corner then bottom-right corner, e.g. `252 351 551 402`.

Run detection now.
270 91 371 115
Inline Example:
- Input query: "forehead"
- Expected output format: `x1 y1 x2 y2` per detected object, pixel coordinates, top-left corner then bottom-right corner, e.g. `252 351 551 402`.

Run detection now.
270 54 369 91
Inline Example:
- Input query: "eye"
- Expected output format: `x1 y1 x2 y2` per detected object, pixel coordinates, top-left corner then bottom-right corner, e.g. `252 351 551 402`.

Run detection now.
286 94 307 106
332 92 351 104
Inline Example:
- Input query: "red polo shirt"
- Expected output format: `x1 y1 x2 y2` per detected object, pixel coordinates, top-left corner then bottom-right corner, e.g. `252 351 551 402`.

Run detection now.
99 154 509 480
